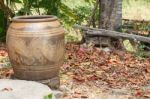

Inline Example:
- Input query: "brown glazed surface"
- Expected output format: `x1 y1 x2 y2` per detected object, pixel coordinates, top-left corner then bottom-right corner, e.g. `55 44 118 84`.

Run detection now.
6 15 64 80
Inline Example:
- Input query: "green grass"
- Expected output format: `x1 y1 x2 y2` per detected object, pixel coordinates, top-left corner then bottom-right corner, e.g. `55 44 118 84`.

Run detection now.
123 0 150 20
62 0 93 9
123 40 136 52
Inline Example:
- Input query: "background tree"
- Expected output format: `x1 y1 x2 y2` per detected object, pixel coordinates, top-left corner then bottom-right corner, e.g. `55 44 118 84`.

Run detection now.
100 0 122 30
86 0 123 48
96 0 124 49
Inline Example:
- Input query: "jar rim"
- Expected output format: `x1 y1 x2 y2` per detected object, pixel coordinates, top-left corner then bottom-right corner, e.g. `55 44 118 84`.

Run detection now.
12 15 58 22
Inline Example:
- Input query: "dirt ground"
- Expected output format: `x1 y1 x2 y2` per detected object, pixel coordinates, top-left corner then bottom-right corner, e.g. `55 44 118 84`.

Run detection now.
0 44 150 99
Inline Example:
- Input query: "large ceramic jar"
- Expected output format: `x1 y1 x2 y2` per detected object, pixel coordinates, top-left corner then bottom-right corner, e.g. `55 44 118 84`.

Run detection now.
6 15 64 88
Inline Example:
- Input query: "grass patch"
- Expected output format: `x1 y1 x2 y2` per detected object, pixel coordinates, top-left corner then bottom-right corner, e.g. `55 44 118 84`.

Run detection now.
123 0 150 20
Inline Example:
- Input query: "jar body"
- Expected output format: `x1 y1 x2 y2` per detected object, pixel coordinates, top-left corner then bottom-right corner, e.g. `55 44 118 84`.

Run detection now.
6 16 64 83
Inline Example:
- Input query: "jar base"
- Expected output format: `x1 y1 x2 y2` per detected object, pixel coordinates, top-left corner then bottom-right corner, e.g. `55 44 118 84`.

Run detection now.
11 75 60 89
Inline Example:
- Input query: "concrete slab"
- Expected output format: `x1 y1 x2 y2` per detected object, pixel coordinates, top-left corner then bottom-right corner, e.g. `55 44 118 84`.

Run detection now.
0 79 55 99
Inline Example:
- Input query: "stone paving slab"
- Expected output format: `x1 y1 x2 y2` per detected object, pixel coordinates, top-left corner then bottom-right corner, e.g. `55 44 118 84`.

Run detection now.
0 79 56 99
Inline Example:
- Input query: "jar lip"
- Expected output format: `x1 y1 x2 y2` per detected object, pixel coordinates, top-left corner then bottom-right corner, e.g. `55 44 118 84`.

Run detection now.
12 15 58 22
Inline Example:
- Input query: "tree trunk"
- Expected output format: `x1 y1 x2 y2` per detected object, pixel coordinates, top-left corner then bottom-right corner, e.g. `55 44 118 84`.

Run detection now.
98 0 123 49
100 0 122 30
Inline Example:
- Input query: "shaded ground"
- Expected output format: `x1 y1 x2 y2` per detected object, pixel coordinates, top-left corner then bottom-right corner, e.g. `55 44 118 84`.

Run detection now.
0 44 150 99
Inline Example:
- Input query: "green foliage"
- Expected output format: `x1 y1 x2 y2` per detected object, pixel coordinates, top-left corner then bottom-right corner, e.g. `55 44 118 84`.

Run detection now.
14 0 22 3
44 93 52 99
73 6 91 24
0 0 93 43
0 10 5 32
12 0 79 28
0 9 6 41
0 0 95 36
65 35 79 42
39 0 61 15
59 3 77 19
135 50 150 58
